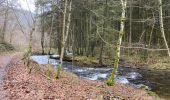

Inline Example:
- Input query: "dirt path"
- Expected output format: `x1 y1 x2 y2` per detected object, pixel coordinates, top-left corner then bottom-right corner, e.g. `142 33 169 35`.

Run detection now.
0 53 15 100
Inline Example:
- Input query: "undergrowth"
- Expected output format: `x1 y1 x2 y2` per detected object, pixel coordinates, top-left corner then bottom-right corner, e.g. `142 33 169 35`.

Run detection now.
0 42 14 52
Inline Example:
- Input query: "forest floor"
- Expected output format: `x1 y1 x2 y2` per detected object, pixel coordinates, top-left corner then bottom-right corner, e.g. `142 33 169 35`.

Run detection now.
0 53 17 99
0 53 158 100
67 55 170 71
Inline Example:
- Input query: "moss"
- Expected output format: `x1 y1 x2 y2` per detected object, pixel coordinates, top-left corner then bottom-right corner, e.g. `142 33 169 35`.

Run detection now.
0 42 14 52
106 79 115 86
63 55 73 61
107 44 119 86
148 91 160 100
74 56 97 62
138 84 150 90
63 55 100 66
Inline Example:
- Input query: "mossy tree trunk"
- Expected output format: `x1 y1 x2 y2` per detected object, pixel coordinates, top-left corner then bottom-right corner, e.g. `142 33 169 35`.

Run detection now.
107 0 127 86
55 0 68 79
23 15 36 73
23 24 35 74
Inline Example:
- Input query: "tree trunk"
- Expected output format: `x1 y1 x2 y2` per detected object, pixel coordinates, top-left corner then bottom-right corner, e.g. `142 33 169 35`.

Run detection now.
1 1 9 43
41 5 45 54
129 0 133 46
99 24 104 66
48 7 55 55
107 0 127 86
56 0 72 78
99 40 104 65
158 0 170 57
23 24 35 74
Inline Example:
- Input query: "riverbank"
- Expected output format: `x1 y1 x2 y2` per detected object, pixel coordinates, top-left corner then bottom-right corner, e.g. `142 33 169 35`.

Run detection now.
3 54 156 100
63 54 170 71
59 55 170 99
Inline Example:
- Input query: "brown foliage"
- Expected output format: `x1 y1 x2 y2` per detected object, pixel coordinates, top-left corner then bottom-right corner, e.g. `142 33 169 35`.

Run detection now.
4 55 155 100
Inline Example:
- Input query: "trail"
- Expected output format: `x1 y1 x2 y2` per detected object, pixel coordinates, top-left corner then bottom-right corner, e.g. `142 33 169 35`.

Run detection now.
0 53 15 100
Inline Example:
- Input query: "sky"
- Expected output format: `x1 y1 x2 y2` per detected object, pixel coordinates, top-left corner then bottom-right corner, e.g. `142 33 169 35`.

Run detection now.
18 0 35 12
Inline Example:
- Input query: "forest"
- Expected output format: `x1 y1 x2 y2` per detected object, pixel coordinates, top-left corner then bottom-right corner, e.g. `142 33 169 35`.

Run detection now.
0 0 170 99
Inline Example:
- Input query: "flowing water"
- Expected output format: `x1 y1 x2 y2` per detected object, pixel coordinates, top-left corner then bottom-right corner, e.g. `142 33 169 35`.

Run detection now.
31 55 170 99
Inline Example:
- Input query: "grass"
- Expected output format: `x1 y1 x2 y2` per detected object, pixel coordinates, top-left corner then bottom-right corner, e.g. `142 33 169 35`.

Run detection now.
62 55 100 66
148 91 160 100
71 53 170 70
121 51 170 70
74 56 98 64
60 52 168 69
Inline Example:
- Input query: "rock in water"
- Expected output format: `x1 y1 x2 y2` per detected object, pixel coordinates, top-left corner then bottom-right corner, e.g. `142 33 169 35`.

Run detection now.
115 76 129 84
50 55 60 59
126 72 142 80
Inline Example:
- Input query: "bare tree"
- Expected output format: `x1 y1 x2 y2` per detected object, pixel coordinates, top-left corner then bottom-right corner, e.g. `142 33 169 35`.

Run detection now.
1 0 9 43
129 0 133 46
48 9 55 54
56 0 72 78
22 0 37 73
40 2 45 54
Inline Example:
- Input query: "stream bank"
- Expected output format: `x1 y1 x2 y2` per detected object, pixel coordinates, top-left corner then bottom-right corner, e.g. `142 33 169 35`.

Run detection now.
0 56 155 100
31 55 170 99
4 54 156 100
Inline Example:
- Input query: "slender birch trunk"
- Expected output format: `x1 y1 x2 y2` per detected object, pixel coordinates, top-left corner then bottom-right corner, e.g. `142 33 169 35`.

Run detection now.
56 0 72 78
107 0 127 85
158 0 170 57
